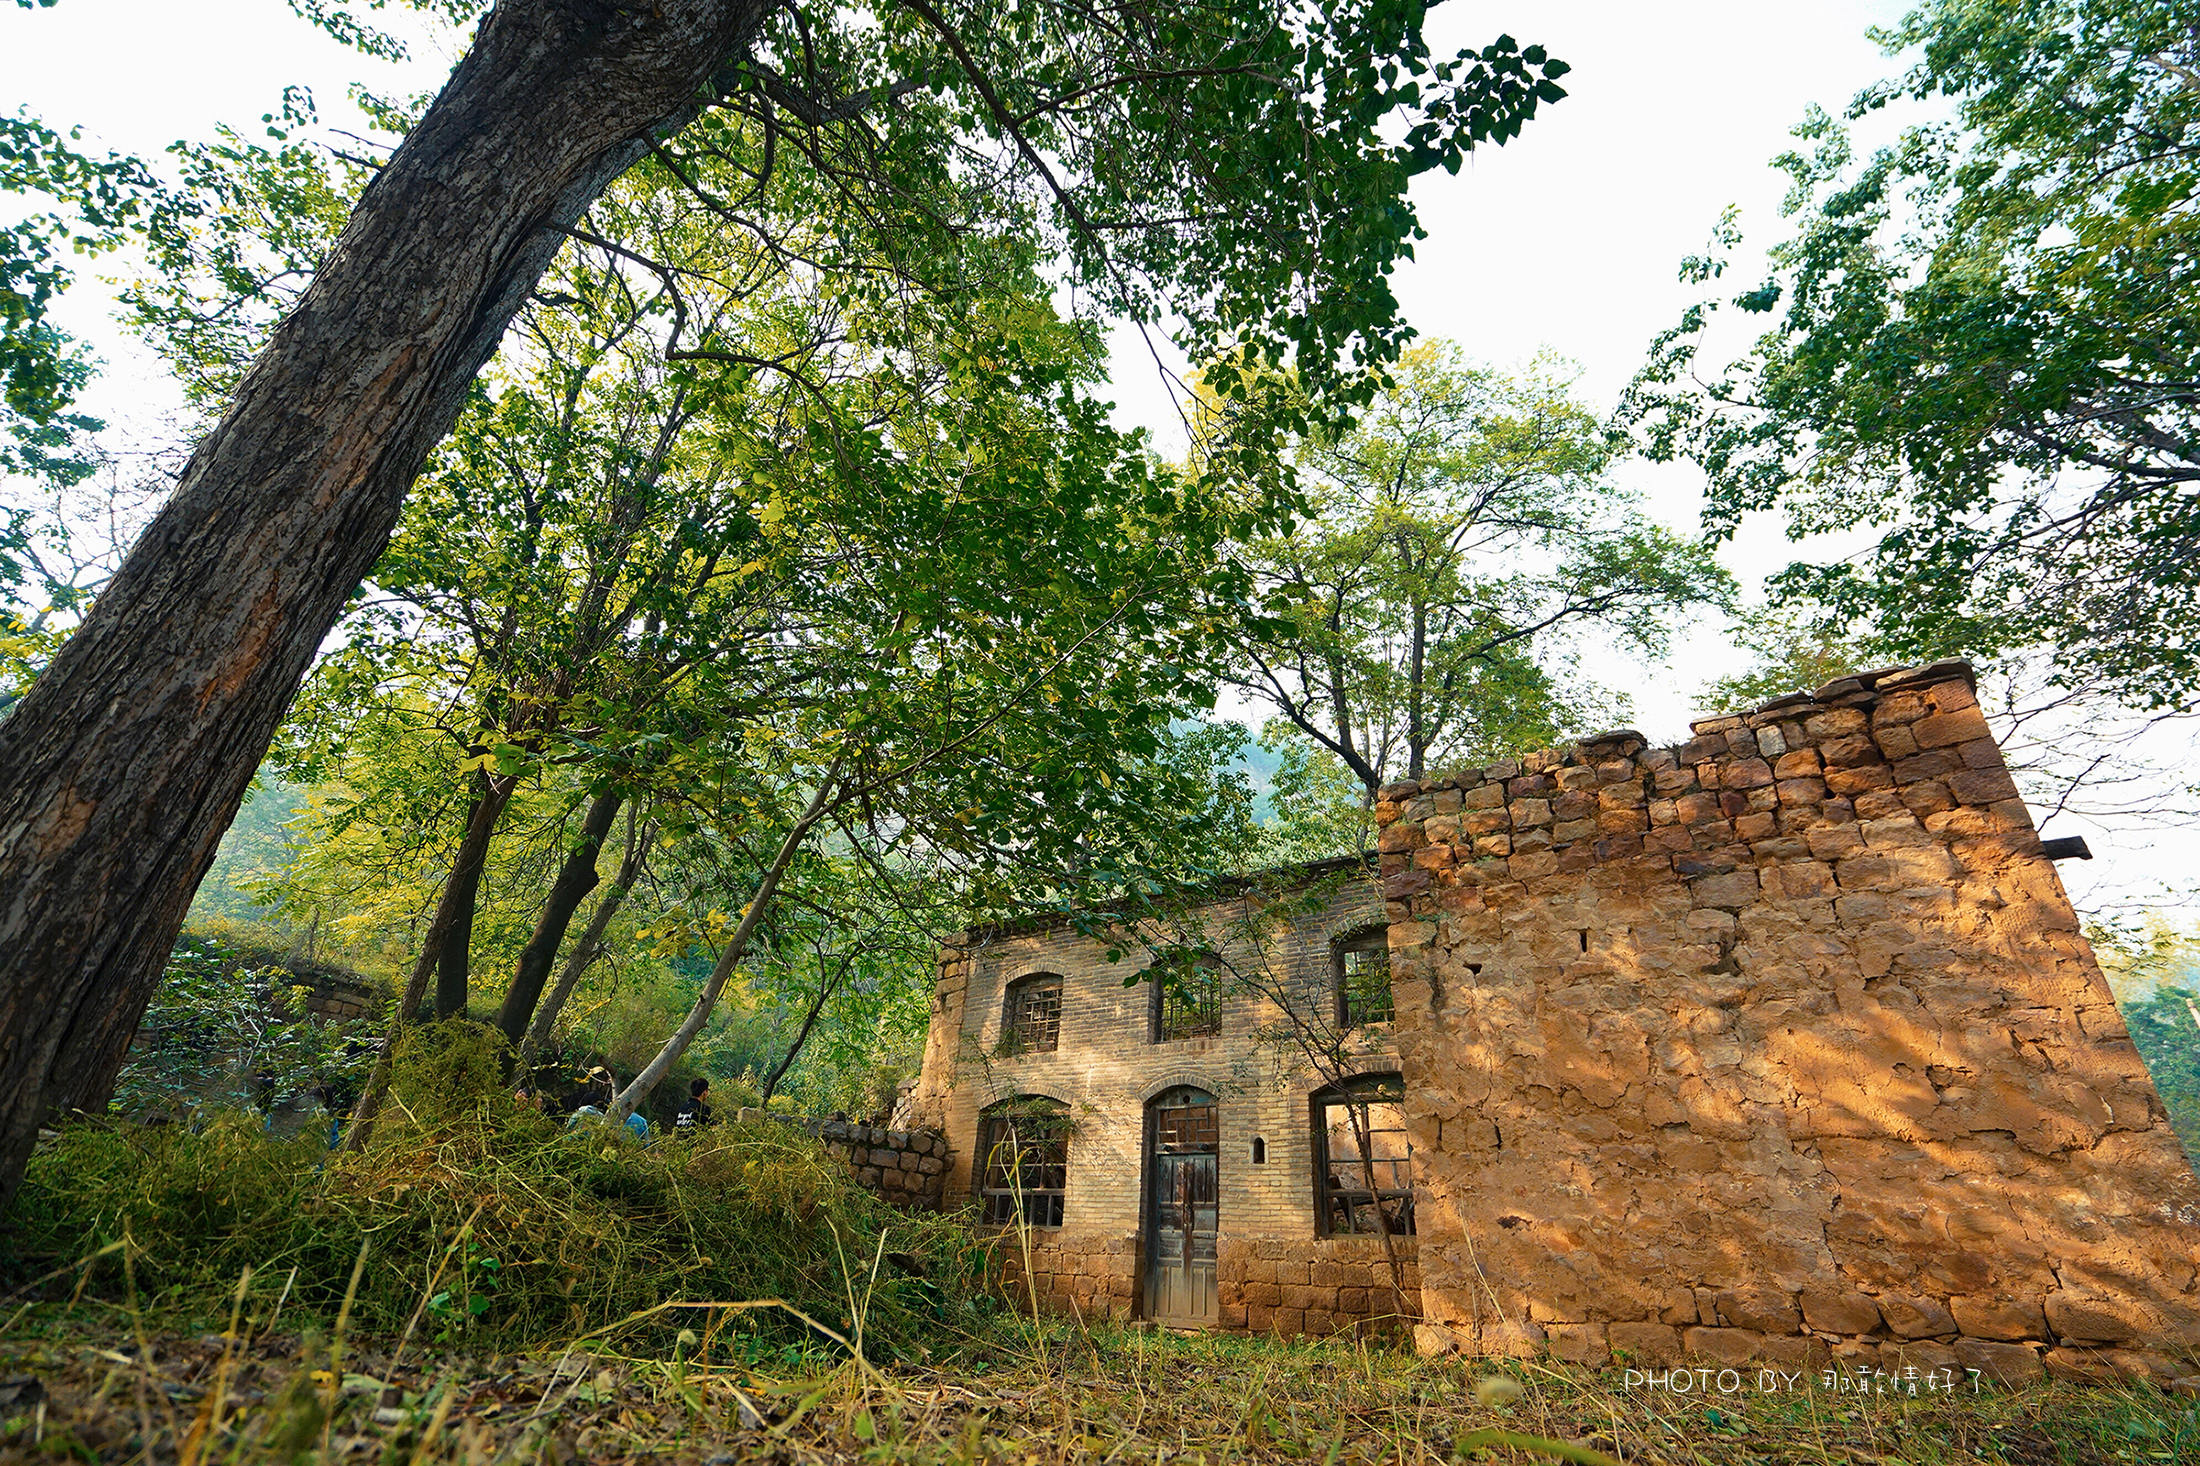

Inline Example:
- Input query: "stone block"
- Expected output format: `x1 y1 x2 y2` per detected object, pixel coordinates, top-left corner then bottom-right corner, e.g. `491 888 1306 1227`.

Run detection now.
1874 724 1920 760
1511 798 1553 828
1690 870 1759 908
1804 708 1869 739
1820 735 1881 769
1878 1295 1956 1339
1799 1289 1882 1335
1548 1321 1610 1364
1725 758 1775 789
1951 1295 2044 1342
1774 749 1823 779
2043 1290 2141 1344
1955 1338 2044 1385
1463 807 1510 836
1776 777 1827 806
1733 811 1777 841
1681 736 1727 765
1683 1327 1767 1365
1946 767 2021 805
1957 737 2002 770
1912 706 1991 749
1609 1322 1684 1363
1717 1289 1802 1334
1377 823 1423 853
1825 764 1894 796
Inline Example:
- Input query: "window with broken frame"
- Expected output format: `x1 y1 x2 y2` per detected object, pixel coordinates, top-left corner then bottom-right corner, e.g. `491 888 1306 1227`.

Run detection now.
1148 948 1222 1042
976 1097 1071 1228
1313 1073 1414 1236
1333 926 1393 1027
999 972 1063 1054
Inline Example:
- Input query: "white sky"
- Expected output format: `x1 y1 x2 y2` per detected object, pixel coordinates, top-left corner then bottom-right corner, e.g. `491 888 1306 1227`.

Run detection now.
3 0 2188 912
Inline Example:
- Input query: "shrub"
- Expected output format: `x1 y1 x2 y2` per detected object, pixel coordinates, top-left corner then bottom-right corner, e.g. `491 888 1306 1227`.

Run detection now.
9 1025 991 1361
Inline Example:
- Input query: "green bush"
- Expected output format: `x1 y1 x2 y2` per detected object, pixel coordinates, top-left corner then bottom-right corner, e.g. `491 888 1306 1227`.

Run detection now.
9 1025 993 1362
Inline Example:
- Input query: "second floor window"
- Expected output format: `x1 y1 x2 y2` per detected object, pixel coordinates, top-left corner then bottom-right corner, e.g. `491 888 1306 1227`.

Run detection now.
1149 949 1222 1042
1334 927 1393 1027
1000 973 1063 1055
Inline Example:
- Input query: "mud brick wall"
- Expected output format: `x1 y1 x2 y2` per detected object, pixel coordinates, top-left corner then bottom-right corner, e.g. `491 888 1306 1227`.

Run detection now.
1377 661 2200 1387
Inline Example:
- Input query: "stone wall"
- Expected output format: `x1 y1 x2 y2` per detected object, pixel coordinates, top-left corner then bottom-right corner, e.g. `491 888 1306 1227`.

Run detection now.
1376 661 2200 1385
809 1115 950 1212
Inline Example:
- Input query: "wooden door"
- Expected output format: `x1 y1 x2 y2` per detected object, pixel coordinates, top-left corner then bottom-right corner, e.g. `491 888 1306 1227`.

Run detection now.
1145 1090 1219 1324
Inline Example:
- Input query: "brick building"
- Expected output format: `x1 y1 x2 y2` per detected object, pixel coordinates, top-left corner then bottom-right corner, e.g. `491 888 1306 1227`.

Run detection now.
905 661 2200 1382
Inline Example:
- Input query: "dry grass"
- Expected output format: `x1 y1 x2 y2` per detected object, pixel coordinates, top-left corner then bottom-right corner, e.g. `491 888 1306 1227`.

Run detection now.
2 1306 2192 1465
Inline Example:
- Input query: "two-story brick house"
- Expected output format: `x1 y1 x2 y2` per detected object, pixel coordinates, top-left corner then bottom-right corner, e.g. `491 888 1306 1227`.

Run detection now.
903 857 1423 1334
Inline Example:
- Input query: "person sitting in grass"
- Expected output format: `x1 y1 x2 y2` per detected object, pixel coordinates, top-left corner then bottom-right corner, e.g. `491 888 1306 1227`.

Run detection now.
674 1076 713 1133
567 1065 652 1143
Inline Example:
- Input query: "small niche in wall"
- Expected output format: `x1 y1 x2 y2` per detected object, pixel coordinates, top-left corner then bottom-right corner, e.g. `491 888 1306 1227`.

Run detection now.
1251 1136 1267 1165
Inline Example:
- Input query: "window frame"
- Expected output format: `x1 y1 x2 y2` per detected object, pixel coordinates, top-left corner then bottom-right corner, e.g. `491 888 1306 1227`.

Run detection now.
999 972 1064 1056
974 1097 1070 1229
1310 1073 1415 1238
1147 949 1222 1043
1333 925 1394 1028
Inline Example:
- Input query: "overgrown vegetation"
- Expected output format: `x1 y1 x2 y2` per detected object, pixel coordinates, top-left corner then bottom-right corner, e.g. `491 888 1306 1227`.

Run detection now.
7 1024 991 1362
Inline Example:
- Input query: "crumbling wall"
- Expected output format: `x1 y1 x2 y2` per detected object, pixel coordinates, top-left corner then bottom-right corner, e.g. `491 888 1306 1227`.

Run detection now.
1379 661 2200 1386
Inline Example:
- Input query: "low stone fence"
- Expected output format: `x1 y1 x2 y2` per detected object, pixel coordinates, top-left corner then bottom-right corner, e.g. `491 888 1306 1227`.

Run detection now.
739 1110 950 1212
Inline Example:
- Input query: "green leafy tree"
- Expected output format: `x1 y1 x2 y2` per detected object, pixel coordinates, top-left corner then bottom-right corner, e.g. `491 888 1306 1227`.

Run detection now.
0 0 1570 1209
1229 344 1729 801
108 935 368 1122
1623 0 2200 710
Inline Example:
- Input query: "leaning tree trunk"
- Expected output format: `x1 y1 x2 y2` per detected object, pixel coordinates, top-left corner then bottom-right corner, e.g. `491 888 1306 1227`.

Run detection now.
434 769 518 1018
516 813 655 1074
496 788 622 1043
0 0 768 1212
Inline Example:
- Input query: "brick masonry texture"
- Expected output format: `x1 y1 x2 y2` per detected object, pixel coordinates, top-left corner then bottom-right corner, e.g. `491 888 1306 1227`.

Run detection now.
906 871 1420 1336
1378 661 2200 1385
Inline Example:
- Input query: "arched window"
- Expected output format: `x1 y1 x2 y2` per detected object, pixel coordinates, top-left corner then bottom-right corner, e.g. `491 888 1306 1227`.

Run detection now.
975 1096 1070 1228
1333 926 1393 1027
1148 949 1222 1042
1312 1074 1414 1237
999 972 1063 1055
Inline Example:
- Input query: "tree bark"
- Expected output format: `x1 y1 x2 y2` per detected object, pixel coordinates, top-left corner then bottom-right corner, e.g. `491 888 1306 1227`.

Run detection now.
0 0 770 1211
432 769 518 1019
496 788 622 1043
516 812 654 1075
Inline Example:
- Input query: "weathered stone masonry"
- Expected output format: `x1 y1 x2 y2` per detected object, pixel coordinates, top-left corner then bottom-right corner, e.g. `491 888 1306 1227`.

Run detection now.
1380 661 2200 1384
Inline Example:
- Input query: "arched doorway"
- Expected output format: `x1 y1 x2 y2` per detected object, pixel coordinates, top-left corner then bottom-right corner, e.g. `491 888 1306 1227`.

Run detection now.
1144 1085 1219 1324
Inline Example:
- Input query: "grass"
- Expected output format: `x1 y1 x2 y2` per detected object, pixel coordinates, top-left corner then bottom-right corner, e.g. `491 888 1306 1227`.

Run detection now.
3 1022 994 1363
0 1310 2192 1464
